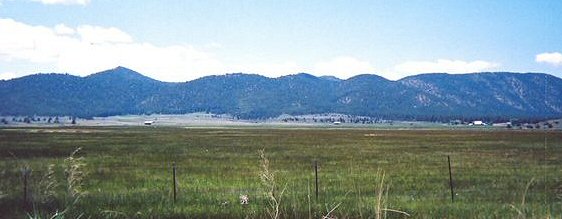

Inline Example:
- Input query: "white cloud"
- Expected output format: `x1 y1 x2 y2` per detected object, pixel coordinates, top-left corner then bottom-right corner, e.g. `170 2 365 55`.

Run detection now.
0 18 64 63
0 72 16 80
54 24 75 35
0 18 224 82
0 20 380 81
389 59 499 80
204 42 223 49
31 0 90 5
536 52 562 66
312 56 375 79
0 18 507 82
77 25 133 44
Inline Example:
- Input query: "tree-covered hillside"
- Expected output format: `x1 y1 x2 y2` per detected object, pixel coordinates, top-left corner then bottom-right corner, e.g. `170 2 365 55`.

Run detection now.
1 67 560 121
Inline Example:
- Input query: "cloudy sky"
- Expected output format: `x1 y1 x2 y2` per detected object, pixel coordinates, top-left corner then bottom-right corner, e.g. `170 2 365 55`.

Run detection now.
1 0 561 81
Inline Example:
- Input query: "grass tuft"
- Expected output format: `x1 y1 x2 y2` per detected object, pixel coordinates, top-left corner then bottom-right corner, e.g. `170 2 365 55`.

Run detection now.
26 147 87 219
65 147 86 200
509 177 535 219
374 170 410 218
38 164 57 206
259 149 286 219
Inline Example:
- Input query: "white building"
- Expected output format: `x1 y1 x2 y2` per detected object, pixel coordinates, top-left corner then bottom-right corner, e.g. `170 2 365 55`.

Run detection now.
470 120 486 126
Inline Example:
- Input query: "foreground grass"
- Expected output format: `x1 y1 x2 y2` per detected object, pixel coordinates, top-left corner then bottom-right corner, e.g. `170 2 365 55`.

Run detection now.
0 126 560 218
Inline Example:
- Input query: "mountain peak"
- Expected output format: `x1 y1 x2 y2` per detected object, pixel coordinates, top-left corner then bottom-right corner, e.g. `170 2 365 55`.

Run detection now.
319 75 342 82
111 66 137 73
278 73 318 80
294 73 317 78
346 74 389 82
86 66 156 82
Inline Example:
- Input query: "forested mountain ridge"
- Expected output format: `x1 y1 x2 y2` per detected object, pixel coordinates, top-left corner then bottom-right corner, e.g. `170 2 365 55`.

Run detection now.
1 66 560 121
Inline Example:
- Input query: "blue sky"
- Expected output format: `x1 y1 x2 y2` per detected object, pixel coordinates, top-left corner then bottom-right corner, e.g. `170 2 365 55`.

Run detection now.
1 0 561 81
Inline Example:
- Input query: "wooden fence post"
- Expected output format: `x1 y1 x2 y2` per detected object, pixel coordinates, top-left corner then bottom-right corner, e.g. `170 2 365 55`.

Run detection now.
172 162 177 203
22 167 31 210
447 155 454 203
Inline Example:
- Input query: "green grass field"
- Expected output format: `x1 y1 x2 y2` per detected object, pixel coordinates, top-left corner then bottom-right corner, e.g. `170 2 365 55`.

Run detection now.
0 126 560 218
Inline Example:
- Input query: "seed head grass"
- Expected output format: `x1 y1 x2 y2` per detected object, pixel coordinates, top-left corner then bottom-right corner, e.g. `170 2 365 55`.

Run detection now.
259 149 286 219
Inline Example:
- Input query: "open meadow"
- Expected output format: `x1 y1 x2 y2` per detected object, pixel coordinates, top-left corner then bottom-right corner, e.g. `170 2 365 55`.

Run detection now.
0 126 561 218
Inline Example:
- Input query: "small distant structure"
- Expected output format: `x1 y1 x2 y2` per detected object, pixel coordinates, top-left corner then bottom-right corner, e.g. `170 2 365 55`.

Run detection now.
492 122 512 128
144 120 154 125
469 120 486 126
333 121 341 125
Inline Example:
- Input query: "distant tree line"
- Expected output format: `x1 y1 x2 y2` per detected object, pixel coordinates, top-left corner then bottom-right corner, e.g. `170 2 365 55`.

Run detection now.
280 114 384 124
1 116 78 125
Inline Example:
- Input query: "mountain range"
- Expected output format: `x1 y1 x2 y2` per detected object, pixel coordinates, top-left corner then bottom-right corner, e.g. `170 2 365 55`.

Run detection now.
1 66 560 121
